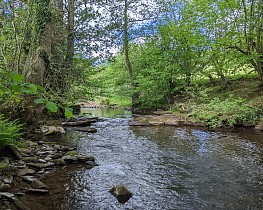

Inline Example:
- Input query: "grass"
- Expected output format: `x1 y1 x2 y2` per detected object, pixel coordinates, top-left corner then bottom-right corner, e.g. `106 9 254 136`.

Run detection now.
172 74 263 127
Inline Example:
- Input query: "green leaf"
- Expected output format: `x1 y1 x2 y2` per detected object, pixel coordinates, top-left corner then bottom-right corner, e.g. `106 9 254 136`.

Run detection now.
26 84 38 93
12 84 22 92
46 102 58 113
64 108 74 118
11 72 24 83
36 85 45 91
22 84 38 94
34 98 47 104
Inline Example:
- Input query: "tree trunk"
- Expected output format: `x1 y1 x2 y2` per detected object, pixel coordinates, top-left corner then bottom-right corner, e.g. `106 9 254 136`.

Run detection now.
124 0 132 82
124 0 139 108
65 0 75 70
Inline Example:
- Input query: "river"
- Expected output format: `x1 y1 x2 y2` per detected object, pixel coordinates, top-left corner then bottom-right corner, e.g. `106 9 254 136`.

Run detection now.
20 108 263 210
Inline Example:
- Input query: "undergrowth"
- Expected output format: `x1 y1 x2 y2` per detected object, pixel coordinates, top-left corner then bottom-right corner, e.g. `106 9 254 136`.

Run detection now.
0 115 23 147
191 97 261 128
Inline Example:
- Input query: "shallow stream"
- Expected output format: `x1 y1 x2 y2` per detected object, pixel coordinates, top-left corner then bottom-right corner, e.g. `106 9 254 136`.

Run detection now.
21 108 263 210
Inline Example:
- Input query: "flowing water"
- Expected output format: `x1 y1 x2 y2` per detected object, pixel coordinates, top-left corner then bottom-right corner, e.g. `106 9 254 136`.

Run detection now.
21 108 263 210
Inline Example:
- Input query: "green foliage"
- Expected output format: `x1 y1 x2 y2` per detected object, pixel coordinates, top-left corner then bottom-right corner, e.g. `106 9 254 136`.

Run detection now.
0 115 22 147
35 0 52 33
191 97 261 128
64 108 74 118
0 71 73 118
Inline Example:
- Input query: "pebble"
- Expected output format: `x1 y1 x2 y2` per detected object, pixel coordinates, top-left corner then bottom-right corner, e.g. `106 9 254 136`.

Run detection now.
38 159 47 163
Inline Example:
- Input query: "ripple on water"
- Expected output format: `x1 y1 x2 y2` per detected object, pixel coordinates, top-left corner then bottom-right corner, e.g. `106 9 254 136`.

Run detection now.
20 110 263 210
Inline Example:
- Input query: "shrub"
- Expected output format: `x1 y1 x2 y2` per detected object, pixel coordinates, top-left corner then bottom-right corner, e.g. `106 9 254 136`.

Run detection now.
191 97 261 128
0 115 23 147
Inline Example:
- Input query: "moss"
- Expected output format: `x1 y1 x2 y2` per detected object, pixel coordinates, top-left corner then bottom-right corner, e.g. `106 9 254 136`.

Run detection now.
65 151 78 156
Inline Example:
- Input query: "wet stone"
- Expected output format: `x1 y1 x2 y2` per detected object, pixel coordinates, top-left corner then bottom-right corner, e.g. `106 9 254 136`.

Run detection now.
24 140 38 147
14 192 26 197
76 155 95 163
49 153 62 159
2 199 10 206
37 170 45 174
255 125 263 131
53 145 61 150
0 182 11 191
44 157 53 162
26 162 55 169
1 166 19 176
18 168 35 176
19 148 32 155
38 159 47 163
62 155 78 163
31 179 48 189
109 185 133 203
0 158 9 170
36 151 49 156
21 157 37 163
15 164 26 169
53 159 66 166
0 192 15 199
65 151 78 156
27 188 49 194
12 197 31 210
4 177 13 184
85 161 98 166
21 176 36 183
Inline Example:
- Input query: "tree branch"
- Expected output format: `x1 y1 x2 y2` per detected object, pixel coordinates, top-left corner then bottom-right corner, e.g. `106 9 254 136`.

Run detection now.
226 45 249 55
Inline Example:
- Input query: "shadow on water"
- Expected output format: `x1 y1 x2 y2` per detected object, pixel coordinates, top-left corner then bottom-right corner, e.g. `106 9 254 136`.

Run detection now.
19 109 263 210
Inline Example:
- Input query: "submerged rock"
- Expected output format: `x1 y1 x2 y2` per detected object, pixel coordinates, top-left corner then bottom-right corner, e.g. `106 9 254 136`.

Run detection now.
27 188 49 194
12 197 31 210
109 185 133 203
31 179 48 189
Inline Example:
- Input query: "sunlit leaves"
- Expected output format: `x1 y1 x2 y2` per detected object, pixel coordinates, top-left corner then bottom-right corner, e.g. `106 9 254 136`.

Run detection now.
46 101 58 113
65 108 74 118
11 72 24 83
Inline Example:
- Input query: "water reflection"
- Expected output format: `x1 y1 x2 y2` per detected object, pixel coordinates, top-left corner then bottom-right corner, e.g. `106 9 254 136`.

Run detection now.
81 107 132 118
21 111 263 210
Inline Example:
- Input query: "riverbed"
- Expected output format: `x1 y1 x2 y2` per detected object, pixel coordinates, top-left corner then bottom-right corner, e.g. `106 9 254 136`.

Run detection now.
20 108 263 210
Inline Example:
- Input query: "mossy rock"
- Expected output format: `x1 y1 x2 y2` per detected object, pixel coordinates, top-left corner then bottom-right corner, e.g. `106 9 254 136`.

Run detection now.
53 158 66 166
109 185 133 203
0 159 9 170
65 151 78 156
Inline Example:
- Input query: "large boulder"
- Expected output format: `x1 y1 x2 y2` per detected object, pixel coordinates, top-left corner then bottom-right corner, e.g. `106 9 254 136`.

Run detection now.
109 185 132 203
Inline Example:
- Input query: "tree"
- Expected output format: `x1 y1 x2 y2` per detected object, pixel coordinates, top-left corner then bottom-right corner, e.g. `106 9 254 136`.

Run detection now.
75 0 162 107
208 0 263 82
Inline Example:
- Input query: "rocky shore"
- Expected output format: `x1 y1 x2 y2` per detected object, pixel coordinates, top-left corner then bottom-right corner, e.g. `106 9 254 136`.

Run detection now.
1 110 262 209
0 117 98 210
130 111 263 131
